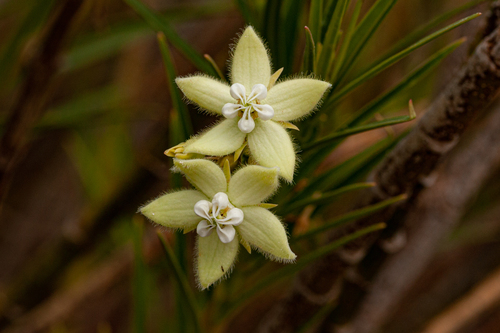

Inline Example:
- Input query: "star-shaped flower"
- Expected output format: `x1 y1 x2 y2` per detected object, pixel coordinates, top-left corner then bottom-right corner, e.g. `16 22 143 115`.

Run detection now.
140 159 296 289
174 26 331 181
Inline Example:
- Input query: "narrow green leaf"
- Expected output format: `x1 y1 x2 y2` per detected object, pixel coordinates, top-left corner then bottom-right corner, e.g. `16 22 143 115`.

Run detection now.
282 0 304 72
0 0 56 80
303 114 414 151
227 223 386 312
263 0 282 67
157 32 193 140
204 54 225 81
279 182 375 215
321 0 338 41
308 0 324 46
301 26 317 73
316 0 350 75
343 38 465 127
328 12 480 105
294 194 407 241
132 220 147 333
234 0 259 27
333 0 398 87
157 232 202 333
329 0 362 82
373 0 486 67
123 0 215 75
294 136 396 203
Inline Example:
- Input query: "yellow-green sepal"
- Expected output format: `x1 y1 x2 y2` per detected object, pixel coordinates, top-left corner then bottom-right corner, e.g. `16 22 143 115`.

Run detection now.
196 232 239 289
237 206 296 261
140 190 207 230
176 75 231 115
174 159 227 198
228 165 279 207
265 78 331 121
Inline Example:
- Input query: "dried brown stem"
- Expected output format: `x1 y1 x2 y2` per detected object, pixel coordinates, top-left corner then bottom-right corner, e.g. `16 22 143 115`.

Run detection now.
342 103 500 333
0 0 84 208
258 18 500 333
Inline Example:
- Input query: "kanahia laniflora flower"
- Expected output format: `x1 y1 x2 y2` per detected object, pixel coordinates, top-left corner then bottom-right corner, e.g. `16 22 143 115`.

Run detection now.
170 26 331 181
140 159 296 289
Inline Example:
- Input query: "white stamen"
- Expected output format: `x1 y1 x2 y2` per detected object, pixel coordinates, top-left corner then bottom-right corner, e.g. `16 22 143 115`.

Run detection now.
195 192 244 243
223 83 274 133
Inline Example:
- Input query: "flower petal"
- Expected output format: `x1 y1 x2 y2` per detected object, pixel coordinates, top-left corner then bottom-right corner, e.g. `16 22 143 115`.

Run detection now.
176 75 232 115
217 225 236 243
230 83 247 101
247 84 268 102
265 78 331 121
237 206 296 261
184 118 247 156
231 26 271 91
140 190 208 230
247 120 295 181
238 108 255 133
218 208 244 225
174 159 227 198
197 220 214 237
196 231 239 289
252 104 274 120
228 165 279 206
222 103 243 119
212 192 229 218
194 200 212 220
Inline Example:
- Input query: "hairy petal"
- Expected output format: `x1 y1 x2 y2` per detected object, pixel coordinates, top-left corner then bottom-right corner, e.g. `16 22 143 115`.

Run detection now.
196 231 239 289
184 118 247 156
247 120 295 181
228 165 279 206
174 159 227 198
238 206 296 261
231 26 271 91
265 78 331 121
140 190 207 230
176 76 232 115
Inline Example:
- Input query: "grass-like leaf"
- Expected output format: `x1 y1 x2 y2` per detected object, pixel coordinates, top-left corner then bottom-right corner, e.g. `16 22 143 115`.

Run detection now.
157 32 193 141
301 26 316 73
303 102 416 151
316 0 350 75
279 182 375 215
332 0 398 87
226 223 386 313
157 232 202 333
308 0 324 47
327 12 480 106
294 194 407 241
123 0 216 75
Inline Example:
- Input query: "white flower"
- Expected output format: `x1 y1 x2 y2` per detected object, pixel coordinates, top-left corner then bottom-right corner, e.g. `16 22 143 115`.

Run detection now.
222 83 274 133
194 192 244 243
174 26 331 181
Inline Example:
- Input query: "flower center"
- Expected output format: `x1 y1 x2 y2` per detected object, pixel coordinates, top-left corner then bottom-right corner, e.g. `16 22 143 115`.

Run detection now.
194 192 244 243
222 83 275 133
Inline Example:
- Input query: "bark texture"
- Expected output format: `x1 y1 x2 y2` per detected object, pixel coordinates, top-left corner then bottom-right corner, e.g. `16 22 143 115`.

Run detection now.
257 19 500 333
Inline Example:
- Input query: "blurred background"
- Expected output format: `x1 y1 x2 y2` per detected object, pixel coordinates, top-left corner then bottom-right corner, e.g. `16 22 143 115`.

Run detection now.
1 0 499 332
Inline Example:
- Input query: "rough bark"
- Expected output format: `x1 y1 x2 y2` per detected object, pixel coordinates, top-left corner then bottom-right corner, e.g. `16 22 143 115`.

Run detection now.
344 104 500 333
257 19 500 333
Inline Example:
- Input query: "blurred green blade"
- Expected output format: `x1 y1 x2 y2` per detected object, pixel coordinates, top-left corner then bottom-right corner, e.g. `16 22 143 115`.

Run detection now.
123 0 215 75
373 0 486 68
157 232 202 333
228 223 386 312
263 0 282 67
328 12 480 106
333 0 398 86
330 0 363 82
280 182 375 215
132 221 147 333
234 0 258 27
308 0 324 46
316 0 349 75
0 0 56 80
294 194 407 241
301 26 316 73
303 114 414 151
281 0 304 72
157 32 193 141
296 136 397 203
299 39 464 179
345 38 465 127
